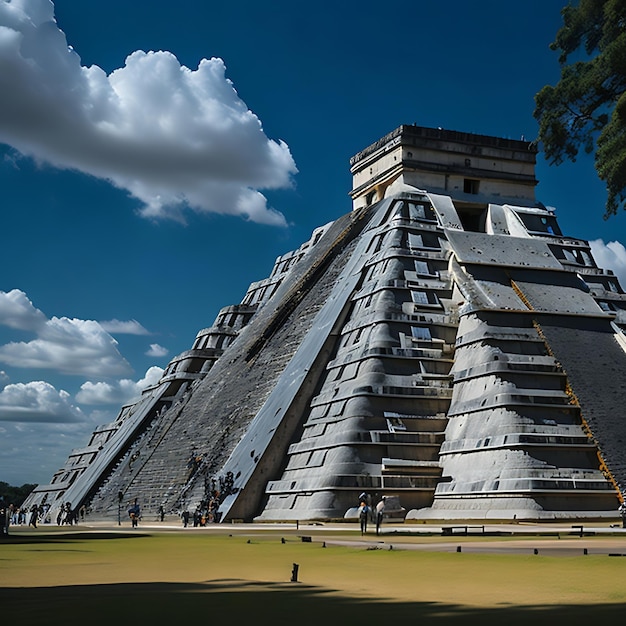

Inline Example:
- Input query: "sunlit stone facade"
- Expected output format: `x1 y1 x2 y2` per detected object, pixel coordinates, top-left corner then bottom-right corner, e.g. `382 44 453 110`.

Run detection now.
25 125 626 523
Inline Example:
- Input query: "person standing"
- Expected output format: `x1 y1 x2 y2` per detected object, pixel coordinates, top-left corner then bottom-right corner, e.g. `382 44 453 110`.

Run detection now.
375 497 386 535
358 501 370 535
28 504 38 528
128 498 140 528
0 500 8 537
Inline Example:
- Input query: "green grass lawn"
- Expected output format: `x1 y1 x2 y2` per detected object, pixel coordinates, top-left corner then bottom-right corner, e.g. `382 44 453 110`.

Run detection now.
2 528 626 625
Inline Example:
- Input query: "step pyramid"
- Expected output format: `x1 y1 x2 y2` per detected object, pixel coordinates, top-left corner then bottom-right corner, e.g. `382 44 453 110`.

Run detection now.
25 125 626 523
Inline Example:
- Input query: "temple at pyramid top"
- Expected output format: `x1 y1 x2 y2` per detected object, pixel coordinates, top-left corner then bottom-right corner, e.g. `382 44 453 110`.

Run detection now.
349 125 538 211
24 124 626 526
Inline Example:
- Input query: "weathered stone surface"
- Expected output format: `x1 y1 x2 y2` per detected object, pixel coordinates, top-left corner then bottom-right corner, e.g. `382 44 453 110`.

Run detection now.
24 125 626 523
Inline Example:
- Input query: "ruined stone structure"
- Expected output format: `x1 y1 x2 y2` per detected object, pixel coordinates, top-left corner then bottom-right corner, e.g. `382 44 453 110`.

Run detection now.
25 125 626 522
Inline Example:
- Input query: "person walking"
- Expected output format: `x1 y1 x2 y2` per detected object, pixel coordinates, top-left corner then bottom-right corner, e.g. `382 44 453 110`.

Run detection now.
358 501 370 535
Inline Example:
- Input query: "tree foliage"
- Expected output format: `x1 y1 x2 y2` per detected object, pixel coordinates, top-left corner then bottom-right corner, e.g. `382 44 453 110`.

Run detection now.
0 481 36 507
534 0 626 217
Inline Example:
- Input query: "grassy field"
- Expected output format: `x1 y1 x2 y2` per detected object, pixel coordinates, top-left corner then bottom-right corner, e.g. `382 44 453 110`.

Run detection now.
2 527 626 624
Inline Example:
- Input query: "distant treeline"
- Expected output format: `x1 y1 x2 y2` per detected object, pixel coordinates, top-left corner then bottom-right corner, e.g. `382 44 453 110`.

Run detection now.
0 482 36 507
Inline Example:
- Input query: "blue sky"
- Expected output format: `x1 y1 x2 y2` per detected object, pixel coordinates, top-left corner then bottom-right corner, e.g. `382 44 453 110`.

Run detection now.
1 0 625 486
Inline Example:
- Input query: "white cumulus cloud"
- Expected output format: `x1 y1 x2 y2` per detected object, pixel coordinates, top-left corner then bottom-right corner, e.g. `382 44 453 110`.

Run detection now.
0 0 297 226
76 365 164 405
0 290 133 377
0 380 83 422
589 239 626 287
146 343 168 357
99 319 150 335
0 315 132 377
0 288 47 331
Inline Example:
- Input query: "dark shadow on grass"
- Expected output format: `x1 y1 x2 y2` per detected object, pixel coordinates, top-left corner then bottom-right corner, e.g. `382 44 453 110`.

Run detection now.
2 581 626 625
